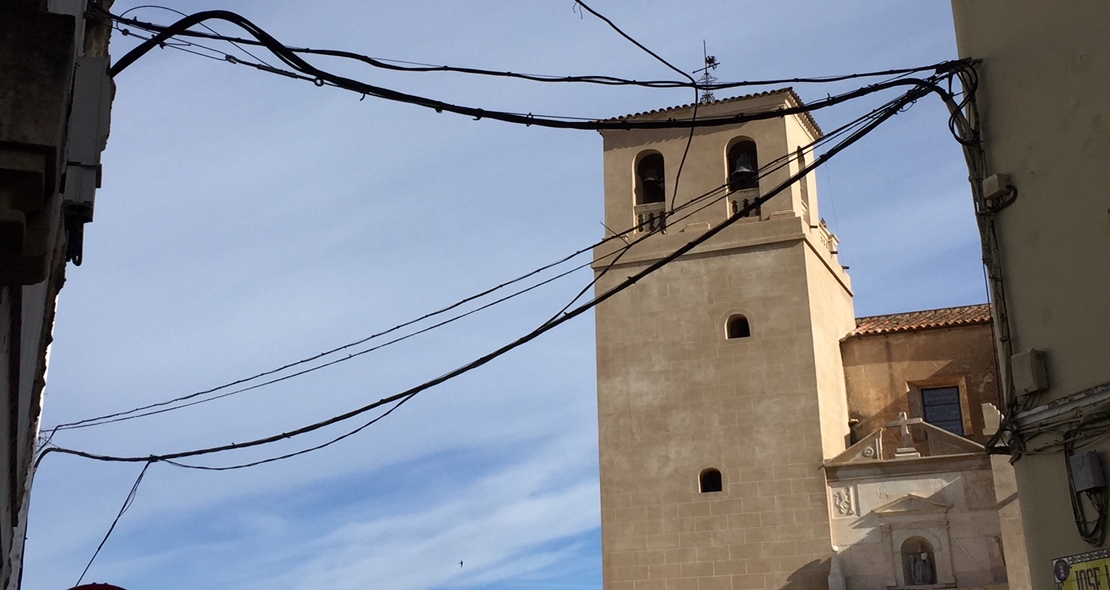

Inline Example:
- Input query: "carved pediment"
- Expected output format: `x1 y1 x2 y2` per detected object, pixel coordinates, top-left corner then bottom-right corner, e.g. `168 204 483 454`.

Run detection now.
921 421 985 456
872 494 952 516
827 429 883 465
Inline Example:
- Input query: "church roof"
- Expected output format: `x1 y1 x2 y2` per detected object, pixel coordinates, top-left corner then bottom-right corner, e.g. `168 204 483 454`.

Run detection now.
599 87 824 138
851 304 991 337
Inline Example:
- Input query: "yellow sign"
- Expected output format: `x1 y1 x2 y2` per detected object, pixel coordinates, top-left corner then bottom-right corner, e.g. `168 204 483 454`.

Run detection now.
1055 550 1110 590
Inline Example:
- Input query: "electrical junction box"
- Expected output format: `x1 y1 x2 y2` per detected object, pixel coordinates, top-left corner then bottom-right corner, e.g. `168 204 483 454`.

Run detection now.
1071 451 1106 493
63 56 112 222
982 173 1011 203
1012 348 1048 396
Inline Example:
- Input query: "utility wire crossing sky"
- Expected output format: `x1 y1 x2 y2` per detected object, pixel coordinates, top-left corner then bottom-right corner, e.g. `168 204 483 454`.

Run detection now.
25 4 985 590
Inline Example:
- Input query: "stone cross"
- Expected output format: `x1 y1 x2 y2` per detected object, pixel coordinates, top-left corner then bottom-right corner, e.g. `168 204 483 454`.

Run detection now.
887 411 924 449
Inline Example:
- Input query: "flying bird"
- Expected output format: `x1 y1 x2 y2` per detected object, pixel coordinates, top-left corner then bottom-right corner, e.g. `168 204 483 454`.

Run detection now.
459 560 464 568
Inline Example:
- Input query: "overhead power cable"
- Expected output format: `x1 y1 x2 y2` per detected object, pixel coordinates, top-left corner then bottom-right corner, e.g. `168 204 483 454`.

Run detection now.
73 461 153 585
103 9 969 132
566 1 700 228
44 84 914 442
46 94 883 437
38 77 942 470
572 0 691 82
107 9 953 91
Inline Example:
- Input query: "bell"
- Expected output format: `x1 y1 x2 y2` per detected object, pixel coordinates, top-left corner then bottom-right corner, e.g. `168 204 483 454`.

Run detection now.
730 155 756 187
641 169 663 187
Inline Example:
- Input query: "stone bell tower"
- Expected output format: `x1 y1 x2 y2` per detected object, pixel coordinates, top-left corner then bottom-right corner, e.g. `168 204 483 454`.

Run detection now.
593 89 855 590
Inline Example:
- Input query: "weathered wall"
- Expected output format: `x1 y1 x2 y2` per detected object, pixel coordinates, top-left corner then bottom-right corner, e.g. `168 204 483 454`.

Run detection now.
0 2 113 588
841 323 1002 449
950 1 1110 587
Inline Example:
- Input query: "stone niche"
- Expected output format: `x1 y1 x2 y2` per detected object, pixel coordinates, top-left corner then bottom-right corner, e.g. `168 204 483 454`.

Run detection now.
874 494 956 588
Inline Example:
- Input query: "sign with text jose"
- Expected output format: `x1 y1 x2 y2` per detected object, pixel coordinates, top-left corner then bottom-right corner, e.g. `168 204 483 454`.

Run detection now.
1055 549 1110 590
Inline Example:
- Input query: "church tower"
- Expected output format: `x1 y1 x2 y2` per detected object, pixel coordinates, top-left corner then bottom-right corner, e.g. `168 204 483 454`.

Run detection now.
593 89 855 590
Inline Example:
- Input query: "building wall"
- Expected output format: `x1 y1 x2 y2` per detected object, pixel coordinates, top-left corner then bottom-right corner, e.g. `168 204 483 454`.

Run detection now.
827 457 1006 590
804 246 854 459
594 95 854 590
0 3 114 588
841 324 1002 448
950 2 1110 588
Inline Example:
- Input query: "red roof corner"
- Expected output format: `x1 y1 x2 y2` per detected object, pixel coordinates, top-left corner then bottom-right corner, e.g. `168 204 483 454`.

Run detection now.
851 303 992 337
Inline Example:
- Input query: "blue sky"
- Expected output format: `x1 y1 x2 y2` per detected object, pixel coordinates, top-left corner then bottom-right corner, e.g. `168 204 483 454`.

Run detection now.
24 2 982 589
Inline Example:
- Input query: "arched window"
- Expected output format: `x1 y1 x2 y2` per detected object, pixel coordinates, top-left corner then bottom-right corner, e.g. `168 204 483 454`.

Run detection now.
901 537 937 586
727 140 759 191
726 315 751 339
699 468 723 493
636 153 666 204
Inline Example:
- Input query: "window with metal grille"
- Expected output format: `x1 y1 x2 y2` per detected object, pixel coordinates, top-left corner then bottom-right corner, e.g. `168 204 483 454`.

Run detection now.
921 386 964 435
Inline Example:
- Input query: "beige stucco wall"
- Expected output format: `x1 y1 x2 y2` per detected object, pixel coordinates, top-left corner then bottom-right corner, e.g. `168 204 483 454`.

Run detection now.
805 246 855 459
841 324 1002 448
950 1 1110 588
594 95 854 590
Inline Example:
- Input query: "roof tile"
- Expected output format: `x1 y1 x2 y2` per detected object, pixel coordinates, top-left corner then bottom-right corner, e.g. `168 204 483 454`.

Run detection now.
851 304 992 337
600 87 824 138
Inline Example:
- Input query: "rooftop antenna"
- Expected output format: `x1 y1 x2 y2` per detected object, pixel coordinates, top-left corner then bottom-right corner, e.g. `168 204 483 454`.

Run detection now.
693 40 719 105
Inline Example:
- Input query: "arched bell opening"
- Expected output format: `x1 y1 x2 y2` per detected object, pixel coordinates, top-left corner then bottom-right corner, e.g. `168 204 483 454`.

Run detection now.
727 139 759 192
635 152 666 205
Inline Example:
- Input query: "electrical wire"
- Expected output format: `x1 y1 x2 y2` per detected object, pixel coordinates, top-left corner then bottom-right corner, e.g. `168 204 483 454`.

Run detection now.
45 81 913 441
45 247 597 432
106 8 954 91
566 0 701 216
572 1 692 82
102 9 967 132
74 461 153 586
37 79 936 470
117 5 278 70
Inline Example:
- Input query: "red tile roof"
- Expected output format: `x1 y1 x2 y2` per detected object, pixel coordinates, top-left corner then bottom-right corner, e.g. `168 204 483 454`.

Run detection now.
851 304 992 337
600 87 824 138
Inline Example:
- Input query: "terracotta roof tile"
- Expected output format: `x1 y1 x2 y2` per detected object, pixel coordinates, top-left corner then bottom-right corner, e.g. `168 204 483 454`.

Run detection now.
851 304 992 337
600 87 823 138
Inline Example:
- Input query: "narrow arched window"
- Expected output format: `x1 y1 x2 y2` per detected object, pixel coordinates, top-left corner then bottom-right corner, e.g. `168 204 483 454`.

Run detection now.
727 140 759 191
636 153 666 204
727 315 751 339
699 468 723 493
796 147 811 224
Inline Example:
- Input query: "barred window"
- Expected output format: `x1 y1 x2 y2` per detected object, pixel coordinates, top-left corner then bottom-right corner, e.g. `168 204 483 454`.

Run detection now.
922 386 963 435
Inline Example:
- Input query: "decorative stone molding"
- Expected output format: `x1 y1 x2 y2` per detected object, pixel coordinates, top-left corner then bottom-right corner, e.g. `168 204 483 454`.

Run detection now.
874 495 956 588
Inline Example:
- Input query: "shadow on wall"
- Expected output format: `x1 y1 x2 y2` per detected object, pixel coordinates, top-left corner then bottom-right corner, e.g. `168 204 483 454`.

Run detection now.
784 558 826 590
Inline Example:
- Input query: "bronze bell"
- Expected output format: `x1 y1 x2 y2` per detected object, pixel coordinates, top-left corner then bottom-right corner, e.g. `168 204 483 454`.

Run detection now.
730 155 756 187
641 169 663 187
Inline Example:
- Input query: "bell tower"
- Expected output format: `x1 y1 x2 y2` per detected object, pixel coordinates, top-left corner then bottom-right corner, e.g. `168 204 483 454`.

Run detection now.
593 89 855 590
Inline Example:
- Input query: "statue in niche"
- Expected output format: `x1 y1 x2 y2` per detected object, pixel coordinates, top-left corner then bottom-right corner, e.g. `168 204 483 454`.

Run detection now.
901 537 937 586
910 553 932 585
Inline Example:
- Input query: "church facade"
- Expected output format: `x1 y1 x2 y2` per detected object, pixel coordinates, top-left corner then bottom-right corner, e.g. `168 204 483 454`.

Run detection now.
592 90 1025 590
